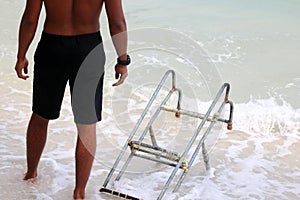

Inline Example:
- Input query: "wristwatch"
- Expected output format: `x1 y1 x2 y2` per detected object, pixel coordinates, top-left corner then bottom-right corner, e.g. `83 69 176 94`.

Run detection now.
117 55 131 66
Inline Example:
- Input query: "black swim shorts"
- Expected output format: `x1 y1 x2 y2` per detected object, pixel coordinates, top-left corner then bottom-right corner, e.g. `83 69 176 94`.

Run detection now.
33 31 106 124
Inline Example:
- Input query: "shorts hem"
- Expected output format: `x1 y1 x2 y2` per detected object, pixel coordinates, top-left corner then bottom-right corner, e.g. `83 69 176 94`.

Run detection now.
74 117 102 125
32 109 60 120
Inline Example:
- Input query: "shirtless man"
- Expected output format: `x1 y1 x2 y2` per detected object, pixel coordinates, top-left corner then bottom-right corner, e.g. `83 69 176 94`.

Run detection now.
14 0 129 199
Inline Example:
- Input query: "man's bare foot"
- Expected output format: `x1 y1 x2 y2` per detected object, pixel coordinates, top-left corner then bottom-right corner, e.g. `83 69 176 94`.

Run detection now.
23 171 37 182
73 189 85 200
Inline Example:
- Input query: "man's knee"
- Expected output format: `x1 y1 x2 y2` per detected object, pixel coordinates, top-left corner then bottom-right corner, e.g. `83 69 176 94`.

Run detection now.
76 123 96 134
31 112 50 126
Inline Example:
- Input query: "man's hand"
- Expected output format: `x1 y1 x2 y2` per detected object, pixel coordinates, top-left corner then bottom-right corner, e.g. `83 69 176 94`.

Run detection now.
112 64 128 86
15 58 29 80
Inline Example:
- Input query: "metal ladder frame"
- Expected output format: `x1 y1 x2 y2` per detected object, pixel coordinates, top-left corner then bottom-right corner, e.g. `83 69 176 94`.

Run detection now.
100 70 234 200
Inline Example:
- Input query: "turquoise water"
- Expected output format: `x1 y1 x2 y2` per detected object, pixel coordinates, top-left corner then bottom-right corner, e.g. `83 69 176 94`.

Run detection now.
118 0 300 107
0 0 300 199
123 0 300 35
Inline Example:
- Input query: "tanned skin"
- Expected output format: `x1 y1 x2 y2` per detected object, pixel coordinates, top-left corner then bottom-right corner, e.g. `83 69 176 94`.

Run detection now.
15 0 128 199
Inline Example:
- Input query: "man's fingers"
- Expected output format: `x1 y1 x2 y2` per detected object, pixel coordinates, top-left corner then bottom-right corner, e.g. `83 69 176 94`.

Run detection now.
18 72 29 80
15 67 28 80
112 73 127 86
112 79 123 87
112 76 125 86
15 59 29 80
15 67 29 80
113 64 128 86
24 66 28 74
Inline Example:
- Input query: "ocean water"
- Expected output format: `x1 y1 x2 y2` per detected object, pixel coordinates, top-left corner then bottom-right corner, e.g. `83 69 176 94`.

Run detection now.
0 0 300 200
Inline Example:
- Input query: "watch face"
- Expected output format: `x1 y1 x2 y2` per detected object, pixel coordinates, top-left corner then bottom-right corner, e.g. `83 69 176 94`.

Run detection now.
126 55 131 64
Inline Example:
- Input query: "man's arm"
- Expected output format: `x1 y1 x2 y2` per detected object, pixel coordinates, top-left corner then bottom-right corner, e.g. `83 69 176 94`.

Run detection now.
15 0 42 80
105 0 128 86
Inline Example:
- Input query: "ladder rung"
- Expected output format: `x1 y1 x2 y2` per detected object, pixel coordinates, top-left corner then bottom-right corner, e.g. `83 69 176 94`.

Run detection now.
161 105 215 121
100 187 141 200
132 151 188 172
128 141 180 162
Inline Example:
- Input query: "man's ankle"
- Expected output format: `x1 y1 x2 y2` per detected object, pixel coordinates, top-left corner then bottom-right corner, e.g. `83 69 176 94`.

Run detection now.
23 171 37 180
73 188 85 200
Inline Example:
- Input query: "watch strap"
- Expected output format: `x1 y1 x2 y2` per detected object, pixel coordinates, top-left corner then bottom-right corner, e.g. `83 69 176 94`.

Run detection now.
117 55 131 66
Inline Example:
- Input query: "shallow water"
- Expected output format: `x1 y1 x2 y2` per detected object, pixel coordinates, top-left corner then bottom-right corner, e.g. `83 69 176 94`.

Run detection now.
1 0 300 199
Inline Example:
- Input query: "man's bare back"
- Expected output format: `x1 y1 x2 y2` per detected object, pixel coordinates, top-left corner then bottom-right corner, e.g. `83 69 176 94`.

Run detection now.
43 0 104 35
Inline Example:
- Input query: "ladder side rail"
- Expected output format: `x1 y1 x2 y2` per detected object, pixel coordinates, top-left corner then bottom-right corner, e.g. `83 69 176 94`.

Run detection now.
173 101 226 192
157 83 231 199
115 153 135 181
173 83 232 192
186 83 231 172
102 70 176 187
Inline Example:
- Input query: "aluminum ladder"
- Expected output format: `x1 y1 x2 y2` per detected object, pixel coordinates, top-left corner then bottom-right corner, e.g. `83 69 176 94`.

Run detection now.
100 70 234 200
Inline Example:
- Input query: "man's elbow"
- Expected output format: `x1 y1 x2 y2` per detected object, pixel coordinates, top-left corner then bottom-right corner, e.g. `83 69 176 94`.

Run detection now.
109 19 127 36
23 19 38 27
21 12 39 27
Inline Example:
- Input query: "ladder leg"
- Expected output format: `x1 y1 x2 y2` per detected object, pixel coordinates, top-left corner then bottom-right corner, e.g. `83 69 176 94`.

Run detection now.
202 142 210 171
149 125 158 147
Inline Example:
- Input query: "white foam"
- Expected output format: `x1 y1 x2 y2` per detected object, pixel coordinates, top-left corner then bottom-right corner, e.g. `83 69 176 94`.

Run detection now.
232 97 300 137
